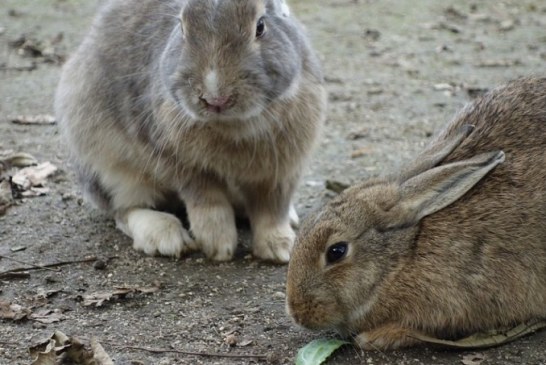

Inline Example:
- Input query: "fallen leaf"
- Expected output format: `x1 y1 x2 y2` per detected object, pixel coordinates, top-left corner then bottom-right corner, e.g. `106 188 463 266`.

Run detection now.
296 338 349 365
0 300 31 320
0 151 38 170
29 309 63 324
91 338 114 365
351 146 373 159
411 319 546 348
475 59 521 68
35 288 62 300
325 180 349 194
80 285 161 307
29 338 59 365
29 331 113 365
237 339 253 347
21 186 50 197
0 179 14 215
12 161 58 190
8 34 65 64
10 114 56 125
0 271 31 279
224 333 238 346
462 353 486 365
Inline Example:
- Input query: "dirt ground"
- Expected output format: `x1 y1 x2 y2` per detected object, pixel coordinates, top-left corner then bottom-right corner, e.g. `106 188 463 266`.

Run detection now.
1 0 545 364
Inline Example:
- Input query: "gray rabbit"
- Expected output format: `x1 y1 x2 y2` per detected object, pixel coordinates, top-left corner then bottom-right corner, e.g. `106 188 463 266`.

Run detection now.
55 0 326 262
286 78 546 349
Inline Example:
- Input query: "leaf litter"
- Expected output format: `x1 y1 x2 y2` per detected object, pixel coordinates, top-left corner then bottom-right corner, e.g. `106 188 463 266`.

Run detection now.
0 151 59 215
29 330 114 365
297 320 546 364
78 284 162 307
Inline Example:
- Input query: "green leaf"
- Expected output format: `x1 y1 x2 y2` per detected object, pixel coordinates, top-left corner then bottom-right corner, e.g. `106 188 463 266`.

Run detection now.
296 338 349 365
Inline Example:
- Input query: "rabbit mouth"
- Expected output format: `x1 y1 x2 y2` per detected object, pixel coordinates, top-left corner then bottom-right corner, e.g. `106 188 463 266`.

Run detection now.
199 95 235 114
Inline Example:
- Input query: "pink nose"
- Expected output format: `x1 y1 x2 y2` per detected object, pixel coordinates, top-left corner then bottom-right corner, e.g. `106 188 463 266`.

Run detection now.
201 95 231 113
205 96 230 107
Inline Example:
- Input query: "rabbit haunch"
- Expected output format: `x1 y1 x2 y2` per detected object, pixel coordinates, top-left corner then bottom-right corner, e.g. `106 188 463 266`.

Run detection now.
55 0 326 262
286 77 546 349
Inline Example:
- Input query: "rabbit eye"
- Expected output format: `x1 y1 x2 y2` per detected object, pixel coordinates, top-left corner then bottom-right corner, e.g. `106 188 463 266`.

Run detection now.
256 17 266 38
326 241 348 264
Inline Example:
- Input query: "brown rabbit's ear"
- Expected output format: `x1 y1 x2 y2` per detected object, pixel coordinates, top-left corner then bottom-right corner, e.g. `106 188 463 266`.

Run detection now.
382 150 505 230
397 124 474 182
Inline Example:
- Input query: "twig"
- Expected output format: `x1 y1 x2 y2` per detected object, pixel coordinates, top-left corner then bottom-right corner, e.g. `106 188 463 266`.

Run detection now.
0 256 114 277
103 342 267 360
0 341 19 346
0 255 60 272
0 64 37 72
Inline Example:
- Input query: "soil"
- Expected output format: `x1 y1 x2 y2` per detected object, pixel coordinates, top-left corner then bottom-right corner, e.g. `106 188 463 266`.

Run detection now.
1 0 545 364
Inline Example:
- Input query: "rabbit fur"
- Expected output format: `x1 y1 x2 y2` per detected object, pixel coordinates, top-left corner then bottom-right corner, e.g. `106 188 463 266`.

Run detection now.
286 77 546 349
55 0 326 262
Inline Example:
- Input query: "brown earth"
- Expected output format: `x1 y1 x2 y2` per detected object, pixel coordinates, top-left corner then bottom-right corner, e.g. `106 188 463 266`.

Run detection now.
1 0 545 364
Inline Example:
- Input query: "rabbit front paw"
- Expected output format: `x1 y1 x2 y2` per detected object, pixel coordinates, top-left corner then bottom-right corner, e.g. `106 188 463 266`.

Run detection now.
117 209 196 257
253 222 295 263
289 204 299 228
189 204 238 261
355 324 418 350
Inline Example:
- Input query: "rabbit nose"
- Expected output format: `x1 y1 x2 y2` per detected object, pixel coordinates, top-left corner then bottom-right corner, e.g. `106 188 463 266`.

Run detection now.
200 95 232 113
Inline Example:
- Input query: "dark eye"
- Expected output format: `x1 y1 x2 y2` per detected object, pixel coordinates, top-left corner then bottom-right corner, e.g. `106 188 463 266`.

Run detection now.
326 242 348 264
256 17 266 38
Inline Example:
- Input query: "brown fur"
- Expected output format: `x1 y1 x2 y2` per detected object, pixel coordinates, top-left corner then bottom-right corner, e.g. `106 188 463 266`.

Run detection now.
286 77 546 349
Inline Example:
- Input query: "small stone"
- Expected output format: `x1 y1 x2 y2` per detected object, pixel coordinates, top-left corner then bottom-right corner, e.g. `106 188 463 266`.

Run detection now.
224 334 237 346
93 260 107 270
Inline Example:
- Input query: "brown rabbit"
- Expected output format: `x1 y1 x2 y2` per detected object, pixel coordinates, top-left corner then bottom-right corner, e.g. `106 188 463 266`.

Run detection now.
286 77 546 349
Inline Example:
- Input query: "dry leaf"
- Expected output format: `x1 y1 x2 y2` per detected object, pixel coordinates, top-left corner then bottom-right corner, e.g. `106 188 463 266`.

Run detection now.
475 59 520 68
10 114 56 125
29 331 113 365
10 245 27 252
29 338 58 365
325 180 349 194
35 288 62 300
0 179 14 215
12 162 58 190
351 146 373 158
0 151 38 170
21 186 50 197
0 300 31 320
81 285 161 307
462 353 486 365
29 309 63 324
410 319 546 348
91 338 114 365
238 339 253 347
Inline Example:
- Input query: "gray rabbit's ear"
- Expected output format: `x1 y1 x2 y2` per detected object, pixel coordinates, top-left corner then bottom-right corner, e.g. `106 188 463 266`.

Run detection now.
382 150 505 230
397 124 474 183
268 0 291 17
279 0 290 16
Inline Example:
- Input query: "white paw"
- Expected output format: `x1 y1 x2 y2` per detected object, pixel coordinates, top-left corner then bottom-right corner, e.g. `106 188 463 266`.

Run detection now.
253 222 295 263
189 204 237 261
117 209 195 257
289 204 299 228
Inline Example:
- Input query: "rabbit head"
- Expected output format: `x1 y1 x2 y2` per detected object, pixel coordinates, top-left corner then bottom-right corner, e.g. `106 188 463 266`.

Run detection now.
161 0 305 122
286 134 505 334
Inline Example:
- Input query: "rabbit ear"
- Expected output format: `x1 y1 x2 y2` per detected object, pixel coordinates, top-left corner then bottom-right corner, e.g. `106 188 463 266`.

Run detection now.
383 150 505 230
397 124 474 182
268 0 291 17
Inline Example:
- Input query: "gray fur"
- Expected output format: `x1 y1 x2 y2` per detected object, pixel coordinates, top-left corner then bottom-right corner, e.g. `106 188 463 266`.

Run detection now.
55 0 326 262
